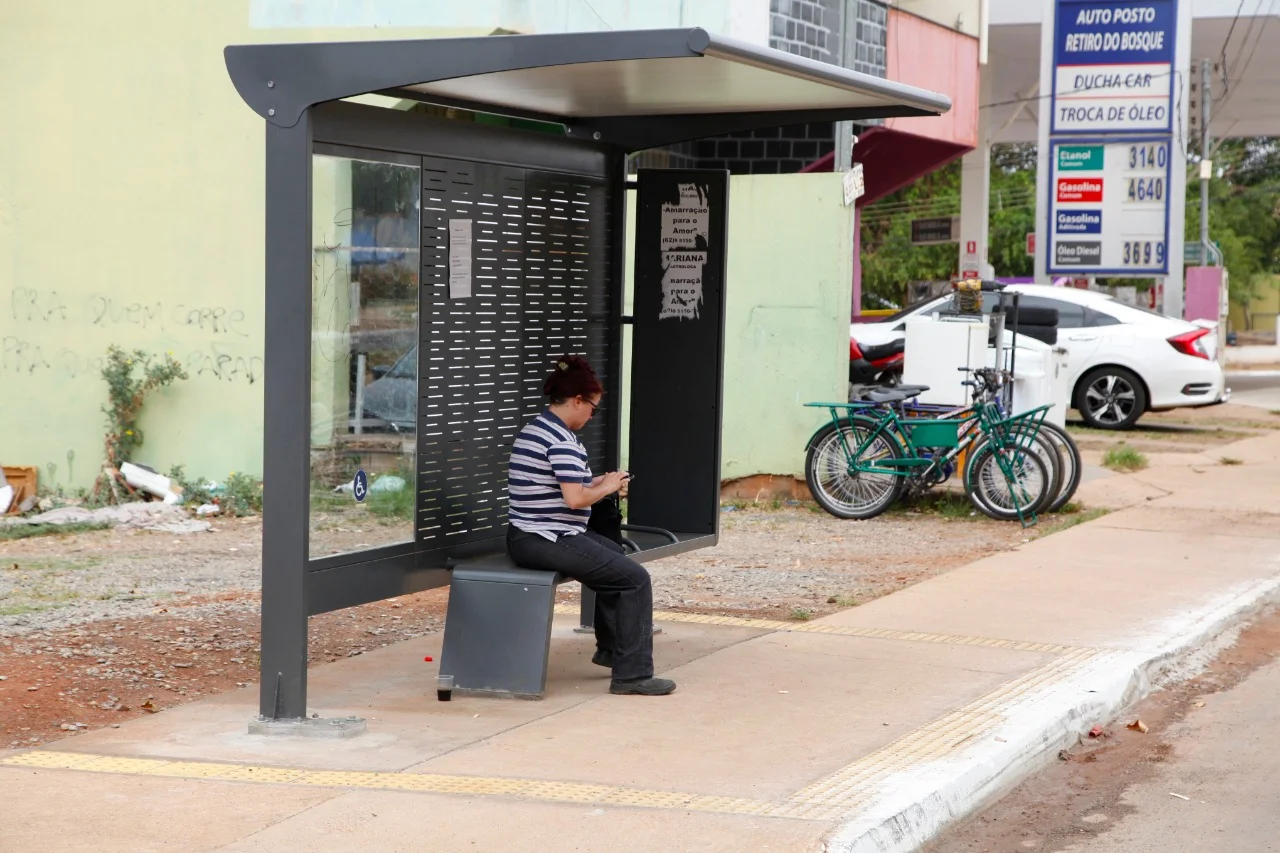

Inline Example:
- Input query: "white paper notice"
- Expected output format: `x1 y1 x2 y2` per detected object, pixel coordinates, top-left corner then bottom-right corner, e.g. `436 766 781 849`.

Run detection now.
658 183 710 321
448 218 472 299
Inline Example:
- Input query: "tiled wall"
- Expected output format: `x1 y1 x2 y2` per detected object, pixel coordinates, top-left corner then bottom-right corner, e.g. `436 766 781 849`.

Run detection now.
629 0 889 175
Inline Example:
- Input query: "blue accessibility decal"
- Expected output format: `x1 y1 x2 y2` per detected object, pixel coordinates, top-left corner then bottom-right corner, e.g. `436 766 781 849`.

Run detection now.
353 469 369 503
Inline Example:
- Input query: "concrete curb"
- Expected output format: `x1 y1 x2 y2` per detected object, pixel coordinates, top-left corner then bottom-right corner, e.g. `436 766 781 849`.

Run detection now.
822 568 1280 853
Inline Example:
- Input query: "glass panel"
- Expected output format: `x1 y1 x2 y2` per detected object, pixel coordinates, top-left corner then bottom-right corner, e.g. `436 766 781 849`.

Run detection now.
310 154 420 559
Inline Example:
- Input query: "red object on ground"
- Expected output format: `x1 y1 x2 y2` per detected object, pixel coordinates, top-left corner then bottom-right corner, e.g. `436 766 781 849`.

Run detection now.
1089 725 1105 738
423 656 434 662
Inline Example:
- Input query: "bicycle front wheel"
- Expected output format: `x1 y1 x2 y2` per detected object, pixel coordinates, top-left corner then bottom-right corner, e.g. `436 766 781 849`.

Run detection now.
964 444 1051 522
805 417 904 520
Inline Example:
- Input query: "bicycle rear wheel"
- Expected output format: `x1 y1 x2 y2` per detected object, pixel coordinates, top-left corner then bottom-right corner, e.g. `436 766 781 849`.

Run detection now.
964 444 1051 522
1037 422 1083 513
805 417 904 520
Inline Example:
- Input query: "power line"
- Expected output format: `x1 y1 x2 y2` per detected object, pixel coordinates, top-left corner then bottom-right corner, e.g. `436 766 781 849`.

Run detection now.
1216 0 1276 116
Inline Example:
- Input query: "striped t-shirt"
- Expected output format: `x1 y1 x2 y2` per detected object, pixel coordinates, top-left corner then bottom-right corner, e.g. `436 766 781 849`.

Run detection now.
508 410 592 540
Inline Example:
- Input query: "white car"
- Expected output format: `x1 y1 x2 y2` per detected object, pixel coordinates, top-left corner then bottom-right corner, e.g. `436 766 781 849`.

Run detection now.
850 284 1229 429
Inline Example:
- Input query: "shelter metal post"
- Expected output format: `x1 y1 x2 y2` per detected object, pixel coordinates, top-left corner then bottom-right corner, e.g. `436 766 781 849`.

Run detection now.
259 114 314 720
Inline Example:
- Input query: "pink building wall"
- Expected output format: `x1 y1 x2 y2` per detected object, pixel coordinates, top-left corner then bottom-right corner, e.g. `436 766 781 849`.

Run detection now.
884 10 980 148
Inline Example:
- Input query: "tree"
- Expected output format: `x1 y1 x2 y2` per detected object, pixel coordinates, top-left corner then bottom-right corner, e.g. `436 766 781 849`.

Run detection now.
859 138 1280 317
859 145 1037 306
1186 137 1280 325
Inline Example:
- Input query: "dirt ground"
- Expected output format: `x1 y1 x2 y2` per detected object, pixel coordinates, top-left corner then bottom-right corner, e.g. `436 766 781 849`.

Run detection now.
923 606 1280 853
0 499 1053 751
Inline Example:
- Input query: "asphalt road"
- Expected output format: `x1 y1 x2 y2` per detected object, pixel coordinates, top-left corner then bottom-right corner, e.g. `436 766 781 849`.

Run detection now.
1053 658 1280 852
1227 370 1280 409
927 611 1280 853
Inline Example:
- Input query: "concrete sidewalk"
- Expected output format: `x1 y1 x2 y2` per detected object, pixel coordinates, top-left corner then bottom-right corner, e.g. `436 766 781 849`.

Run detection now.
4 436 1280 853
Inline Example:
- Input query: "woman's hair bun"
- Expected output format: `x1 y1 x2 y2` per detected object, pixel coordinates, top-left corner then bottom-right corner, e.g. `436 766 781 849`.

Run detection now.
543 354 603 401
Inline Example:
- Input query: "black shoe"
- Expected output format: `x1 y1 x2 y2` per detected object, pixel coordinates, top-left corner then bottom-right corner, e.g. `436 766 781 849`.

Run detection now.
609 677 677 696
591 649 613 668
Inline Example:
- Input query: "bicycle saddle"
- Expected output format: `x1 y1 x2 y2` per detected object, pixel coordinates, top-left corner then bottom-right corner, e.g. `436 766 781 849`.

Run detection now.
866 387 923 404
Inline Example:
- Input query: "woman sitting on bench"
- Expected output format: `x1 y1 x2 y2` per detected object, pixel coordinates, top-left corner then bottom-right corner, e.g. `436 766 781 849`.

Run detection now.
506 355 676 696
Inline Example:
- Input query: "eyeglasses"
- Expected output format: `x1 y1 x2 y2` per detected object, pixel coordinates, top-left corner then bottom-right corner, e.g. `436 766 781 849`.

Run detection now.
581 397 600 415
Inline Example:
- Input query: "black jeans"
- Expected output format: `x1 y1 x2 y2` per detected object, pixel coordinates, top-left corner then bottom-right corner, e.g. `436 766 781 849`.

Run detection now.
507 526 654 681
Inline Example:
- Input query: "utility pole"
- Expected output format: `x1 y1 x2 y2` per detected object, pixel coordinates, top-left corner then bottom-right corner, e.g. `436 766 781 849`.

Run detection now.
1199 59 1217 265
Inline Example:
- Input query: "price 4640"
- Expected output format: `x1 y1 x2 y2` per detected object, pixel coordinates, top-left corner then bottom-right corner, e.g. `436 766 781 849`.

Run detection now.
1126 177 1165 202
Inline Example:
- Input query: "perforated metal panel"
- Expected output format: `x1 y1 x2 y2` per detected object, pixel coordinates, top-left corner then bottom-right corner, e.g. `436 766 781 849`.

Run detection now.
418 157 613 549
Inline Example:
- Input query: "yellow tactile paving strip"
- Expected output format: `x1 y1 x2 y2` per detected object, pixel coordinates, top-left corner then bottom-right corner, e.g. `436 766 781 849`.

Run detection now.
557 605 1083 654
0 750 836 820
0 614 1111 823
785 647 1120 812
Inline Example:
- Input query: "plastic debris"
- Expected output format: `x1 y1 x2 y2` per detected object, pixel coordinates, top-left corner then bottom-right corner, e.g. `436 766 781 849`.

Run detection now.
370 475 406 493
120 462 183 504
1088 725 1105 738
1169 792 1191 801
1127 719 1149 734
195 503 221 516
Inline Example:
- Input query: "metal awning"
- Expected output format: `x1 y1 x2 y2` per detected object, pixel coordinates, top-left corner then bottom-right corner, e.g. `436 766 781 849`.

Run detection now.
225 28 950 150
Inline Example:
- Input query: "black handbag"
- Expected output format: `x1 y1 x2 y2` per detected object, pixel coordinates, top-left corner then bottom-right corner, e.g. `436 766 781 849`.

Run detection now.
588 493 623 545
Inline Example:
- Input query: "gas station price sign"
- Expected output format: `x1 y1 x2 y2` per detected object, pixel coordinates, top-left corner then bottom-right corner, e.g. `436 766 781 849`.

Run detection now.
1047 137 1171 275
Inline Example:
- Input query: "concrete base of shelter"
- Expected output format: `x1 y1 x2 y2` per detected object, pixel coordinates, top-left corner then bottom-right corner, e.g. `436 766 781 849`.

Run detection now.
247 716 368 739
4 432 1280 852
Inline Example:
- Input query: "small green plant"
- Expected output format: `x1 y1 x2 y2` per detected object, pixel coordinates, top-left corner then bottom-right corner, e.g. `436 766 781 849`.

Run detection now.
220 472 264 516
167 465 215 507
1102 445 1148 472
0 521 111 541
367 478 414 520
167 467 262 516
788 606 815 621
94 346 187 504
894 491 976 520
826 595 860 608
1220 456 1244 466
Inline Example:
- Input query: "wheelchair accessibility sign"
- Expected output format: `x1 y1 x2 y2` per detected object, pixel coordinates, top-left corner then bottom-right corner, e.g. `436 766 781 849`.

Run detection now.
353 469 369 503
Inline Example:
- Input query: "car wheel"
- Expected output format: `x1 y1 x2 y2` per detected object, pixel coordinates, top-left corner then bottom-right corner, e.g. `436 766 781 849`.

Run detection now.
1076 367 1147 430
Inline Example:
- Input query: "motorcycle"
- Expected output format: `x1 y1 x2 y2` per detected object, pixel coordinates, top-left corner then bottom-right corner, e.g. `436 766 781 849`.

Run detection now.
848 336 905 399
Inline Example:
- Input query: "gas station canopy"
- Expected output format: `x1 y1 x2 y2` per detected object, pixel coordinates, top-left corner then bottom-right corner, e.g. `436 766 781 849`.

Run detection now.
226 27 952 148
988 10 1280 144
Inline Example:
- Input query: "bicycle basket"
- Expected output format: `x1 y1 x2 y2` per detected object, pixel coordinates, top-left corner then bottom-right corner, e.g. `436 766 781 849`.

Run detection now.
981 403 1051 451
902 418 964 449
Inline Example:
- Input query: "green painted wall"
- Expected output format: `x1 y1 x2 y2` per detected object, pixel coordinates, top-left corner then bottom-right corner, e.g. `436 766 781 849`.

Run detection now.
621 174 854 482
0 2 480 491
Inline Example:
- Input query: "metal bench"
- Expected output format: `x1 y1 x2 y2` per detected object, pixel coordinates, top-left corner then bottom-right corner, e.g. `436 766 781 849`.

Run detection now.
438 554 570 699
439 522 681 699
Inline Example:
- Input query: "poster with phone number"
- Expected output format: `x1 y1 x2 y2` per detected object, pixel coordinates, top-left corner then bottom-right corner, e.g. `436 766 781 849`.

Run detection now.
1047 136 1171 275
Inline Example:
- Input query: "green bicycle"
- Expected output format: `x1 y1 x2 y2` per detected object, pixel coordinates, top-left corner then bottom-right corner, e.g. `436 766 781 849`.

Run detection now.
804 381 1055 526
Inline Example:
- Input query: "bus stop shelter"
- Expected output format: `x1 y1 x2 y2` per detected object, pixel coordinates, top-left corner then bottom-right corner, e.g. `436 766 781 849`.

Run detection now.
223 28 949 721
